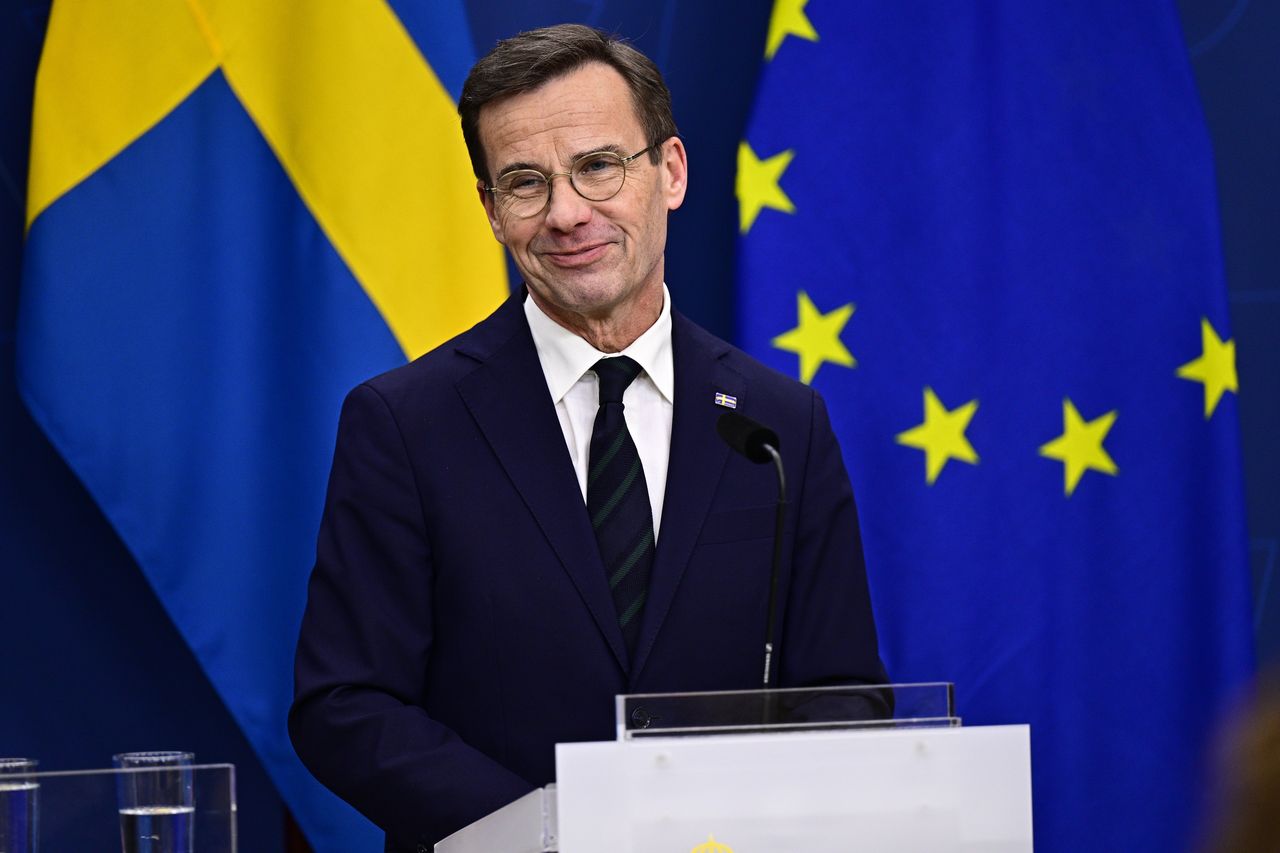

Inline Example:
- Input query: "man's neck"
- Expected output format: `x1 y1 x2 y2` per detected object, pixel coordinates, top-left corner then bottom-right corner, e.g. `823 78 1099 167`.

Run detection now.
528 283 665 353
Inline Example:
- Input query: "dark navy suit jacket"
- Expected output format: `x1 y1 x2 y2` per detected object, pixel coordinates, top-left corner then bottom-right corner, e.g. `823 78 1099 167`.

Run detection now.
289 292 887 850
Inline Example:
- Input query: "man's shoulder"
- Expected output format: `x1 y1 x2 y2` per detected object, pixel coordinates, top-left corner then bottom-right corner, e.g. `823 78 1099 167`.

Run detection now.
357 293 527 404
674 311 816 407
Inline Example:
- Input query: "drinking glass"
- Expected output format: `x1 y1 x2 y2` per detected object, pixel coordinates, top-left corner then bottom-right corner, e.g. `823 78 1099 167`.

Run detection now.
0 758 38 853
113 752 194 853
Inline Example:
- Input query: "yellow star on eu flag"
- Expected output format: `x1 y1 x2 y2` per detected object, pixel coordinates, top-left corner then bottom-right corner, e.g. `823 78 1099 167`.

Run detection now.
896 387 979 485
737 142 795 234
771 291 855 384
1175 317 1237 418
765 0 819 60
1039 399 1118 497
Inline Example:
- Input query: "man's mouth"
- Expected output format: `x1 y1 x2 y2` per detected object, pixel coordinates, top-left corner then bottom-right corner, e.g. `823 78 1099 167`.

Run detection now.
543 242 611 268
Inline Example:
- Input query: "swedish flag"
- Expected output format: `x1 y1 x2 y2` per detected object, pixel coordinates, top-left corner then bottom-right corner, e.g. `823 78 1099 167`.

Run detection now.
18 2 504 848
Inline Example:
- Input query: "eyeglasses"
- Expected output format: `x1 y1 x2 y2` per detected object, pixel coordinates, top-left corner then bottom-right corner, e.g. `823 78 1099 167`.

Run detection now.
485 144 657 218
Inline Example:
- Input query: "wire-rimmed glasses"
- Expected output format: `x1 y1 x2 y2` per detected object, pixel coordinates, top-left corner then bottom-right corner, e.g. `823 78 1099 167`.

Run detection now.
485 144 657 218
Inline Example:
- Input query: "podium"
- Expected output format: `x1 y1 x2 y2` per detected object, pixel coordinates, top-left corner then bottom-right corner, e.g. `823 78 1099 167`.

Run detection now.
437 684 1032 852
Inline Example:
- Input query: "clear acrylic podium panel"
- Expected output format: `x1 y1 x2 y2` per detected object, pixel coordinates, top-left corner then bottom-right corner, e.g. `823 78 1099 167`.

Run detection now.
0 764 235 852
616 682 956 739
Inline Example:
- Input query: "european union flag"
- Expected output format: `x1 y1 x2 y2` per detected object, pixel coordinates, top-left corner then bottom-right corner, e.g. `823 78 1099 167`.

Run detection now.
738 3 1254 850
17 2 503 849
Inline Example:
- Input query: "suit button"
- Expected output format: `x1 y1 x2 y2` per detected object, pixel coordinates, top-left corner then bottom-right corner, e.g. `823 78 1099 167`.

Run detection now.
416 844 429 852
630 706 652 729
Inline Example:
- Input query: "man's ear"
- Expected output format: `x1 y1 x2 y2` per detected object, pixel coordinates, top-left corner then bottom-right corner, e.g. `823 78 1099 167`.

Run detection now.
478 180 506 244
660 137 689 212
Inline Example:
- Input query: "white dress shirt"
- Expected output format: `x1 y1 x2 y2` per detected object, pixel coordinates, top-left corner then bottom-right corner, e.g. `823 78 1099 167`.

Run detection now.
524 286 674 540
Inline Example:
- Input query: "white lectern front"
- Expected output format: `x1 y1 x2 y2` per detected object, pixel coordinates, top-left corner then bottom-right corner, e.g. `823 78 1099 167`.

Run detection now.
438 684 1032 853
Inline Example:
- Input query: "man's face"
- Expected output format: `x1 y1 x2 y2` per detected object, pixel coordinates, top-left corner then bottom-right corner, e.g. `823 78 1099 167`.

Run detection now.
477 62 687 327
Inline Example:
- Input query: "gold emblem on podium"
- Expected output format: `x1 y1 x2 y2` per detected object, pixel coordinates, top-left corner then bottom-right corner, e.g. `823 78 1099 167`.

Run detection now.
691 833 734 853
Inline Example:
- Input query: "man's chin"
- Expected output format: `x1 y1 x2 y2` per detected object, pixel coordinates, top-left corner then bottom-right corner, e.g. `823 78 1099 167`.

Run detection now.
528 275 632 318
532 263 621 297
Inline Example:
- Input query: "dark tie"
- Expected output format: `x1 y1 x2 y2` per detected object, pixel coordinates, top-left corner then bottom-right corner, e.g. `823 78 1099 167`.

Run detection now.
587 356 655 658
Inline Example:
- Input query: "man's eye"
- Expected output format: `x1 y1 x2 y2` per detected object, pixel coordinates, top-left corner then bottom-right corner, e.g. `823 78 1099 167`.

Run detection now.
576 156 623 182
502 174 545 194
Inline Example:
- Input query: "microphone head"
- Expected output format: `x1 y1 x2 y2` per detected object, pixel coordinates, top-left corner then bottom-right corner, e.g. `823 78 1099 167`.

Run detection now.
717 411 780 464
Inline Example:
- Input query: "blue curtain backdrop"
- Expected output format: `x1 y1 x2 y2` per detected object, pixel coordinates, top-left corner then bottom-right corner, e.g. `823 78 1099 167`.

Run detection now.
737 3 1254 851
2 1 1275 852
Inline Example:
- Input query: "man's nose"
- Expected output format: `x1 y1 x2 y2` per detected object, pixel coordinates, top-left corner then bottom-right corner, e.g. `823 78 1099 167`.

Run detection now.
542 174 594 232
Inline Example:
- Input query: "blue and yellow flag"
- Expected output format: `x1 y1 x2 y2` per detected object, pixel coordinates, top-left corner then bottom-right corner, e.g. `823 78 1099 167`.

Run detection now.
17 2 504 848
739 3 1253 849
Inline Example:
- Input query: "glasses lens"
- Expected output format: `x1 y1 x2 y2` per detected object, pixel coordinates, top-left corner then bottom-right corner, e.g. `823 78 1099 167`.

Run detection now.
496 171 548 217
571 152 626 201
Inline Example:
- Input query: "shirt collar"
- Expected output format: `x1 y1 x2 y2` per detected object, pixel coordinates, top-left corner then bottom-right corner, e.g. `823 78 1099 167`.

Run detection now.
524 284 675 404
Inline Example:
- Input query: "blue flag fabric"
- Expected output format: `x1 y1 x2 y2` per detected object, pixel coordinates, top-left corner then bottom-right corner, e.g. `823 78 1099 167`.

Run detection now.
738 4 1254 850
17 2 500 849
21 75 395 851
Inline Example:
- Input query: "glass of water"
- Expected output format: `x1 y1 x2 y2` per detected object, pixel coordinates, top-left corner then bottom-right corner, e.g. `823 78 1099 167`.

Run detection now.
113 751 194 853
0 758 38 853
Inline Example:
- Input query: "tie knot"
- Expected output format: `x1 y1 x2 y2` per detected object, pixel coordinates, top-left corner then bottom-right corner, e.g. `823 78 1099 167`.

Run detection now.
593 356 643 404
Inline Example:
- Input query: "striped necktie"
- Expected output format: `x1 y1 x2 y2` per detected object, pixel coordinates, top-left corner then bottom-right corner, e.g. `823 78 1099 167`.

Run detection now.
587 356 655 658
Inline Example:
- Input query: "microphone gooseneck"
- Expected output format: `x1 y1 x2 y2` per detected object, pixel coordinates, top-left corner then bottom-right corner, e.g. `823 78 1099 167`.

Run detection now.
716 412 787 691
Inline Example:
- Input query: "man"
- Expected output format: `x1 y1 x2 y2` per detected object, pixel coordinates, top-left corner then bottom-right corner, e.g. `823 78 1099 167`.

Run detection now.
290 24 887 851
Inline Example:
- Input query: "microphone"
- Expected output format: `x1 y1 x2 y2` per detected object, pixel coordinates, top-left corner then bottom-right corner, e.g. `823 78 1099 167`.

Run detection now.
717 412 787 692
716 411 780 465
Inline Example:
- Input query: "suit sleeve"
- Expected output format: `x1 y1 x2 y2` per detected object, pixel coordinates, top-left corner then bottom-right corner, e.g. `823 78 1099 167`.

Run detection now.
289 383 534 846
779 389 890 692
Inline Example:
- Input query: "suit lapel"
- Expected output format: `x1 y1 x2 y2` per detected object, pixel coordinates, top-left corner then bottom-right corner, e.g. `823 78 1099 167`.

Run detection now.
455 296 629 672
630 312 742 681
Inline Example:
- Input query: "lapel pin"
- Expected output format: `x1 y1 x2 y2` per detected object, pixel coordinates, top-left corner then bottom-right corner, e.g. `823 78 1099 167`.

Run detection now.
714 392 738 409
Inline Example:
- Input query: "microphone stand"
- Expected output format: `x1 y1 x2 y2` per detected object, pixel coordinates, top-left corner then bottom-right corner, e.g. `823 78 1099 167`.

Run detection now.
761 443 786 727
715 410 789 729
